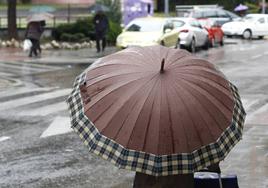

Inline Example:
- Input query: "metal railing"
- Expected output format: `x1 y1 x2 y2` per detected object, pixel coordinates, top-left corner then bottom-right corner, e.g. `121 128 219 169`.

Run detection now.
0 15 90 29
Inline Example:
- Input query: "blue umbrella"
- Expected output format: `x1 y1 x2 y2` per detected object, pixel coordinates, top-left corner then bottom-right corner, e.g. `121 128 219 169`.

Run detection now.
30 5 56 13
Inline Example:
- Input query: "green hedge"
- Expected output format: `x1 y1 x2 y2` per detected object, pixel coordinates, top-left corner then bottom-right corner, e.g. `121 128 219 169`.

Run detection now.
52 16 122 44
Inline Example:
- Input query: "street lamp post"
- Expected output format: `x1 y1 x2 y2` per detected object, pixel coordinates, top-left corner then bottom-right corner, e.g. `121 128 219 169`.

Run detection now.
262 0 266 14
164 0 169 16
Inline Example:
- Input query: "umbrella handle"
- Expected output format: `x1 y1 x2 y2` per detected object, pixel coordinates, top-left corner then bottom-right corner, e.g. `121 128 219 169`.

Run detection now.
218 173 223 188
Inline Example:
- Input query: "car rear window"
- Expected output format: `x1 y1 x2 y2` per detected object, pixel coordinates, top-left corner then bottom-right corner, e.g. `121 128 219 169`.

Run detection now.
172 20 185 28
126 20 163 32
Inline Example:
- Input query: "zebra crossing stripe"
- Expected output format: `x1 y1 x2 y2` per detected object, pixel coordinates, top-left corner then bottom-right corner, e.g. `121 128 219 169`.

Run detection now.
0 63 49 73
0 87 57 98
40 116 72 138
2 61 60 70
0 88 71 111
18 101 67 116
0 136 10 142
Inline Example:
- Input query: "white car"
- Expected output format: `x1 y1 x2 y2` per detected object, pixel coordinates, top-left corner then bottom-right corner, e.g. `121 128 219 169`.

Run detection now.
222 14 268 39
171 17 209 52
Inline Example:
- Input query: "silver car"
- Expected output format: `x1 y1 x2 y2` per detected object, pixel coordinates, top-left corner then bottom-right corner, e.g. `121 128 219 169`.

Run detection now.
171 18 209 52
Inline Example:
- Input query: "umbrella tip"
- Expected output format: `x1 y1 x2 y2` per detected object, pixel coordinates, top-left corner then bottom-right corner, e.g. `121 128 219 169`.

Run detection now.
160 58 165 73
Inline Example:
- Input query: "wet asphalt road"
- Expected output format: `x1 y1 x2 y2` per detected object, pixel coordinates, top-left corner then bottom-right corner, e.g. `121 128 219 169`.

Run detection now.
0 39 268 188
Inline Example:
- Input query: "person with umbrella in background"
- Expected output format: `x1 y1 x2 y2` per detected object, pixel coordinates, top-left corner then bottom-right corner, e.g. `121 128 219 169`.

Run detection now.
93 10 109 53
234 4 248 17
25 21 44 57
25 12 53 58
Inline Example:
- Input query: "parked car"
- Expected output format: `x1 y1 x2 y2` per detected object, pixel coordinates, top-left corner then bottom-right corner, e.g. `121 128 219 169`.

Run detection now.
116 17 180 49
171 17 209 52
222 14 268 39
176 5 240 26
198 18 224 47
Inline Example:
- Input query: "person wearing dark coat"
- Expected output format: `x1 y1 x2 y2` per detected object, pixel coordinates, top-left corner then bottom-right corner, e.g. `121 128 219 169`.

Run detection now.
25 21 44 57
93 11 109 53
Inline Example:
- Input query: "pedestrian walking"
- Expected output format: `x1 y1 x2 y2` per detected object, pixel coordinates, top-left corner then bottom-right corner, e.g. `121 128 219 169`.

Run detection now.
93 11 109 53
25 21 44 57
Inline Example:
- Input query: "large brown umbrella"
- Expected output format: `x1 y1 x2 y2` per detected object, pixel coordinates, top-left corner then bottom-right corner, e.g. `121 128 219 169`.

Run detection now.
67 45 246 176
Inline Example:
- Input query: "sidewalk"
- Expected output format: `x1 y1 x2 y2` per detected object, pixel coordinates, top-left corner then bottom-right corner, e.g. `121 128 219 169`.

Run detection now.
0 46 118 65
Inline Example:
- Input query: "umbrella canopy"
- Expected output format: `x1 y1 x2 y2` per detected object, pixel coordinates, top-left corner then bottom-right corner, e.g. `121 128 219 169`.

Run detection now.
27 12 54 23
234 4 248 12
67 45 246 176
29 5 56 13
89 4 110 13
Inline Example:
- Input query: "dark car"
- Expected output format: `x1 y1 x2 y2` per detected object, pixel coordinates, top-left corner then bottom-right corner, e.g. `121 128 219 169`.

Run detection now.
176 5 240 26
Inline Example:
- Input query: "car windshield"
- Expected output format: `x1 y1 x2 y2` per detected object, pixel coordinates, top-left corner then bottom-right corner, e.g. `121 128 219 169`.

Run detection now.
243 16 258 22
126 20 163 32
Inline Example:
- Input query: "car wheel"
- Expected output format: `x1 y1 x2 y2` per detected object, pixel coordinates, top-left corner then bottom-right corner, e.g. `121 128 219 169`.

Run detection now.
180 45 185 49
188 39 196 53
242 29 252 40
160 41 165 46
258 36 264 40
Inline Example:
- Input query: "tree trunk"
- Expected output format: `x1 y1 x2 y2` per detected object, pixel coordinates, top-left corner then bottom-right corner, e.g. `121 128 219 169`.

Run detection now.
133 172 194 188
8 0 18 39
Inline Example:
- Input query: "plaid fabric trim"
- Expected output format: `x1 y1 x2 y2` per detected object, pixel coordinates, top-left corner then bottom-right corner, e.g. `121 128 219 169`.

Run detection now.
66 74 246 176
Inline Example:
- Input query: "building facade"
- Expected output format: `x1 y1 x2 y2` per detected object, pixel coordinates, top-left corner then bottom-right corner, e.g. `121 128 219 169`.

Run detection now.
122 0 153 26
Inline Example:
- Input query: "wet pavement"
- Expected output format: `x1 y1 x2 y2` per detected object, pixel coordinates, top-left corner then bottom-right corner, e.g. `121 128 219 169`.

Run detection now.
0 39 268 188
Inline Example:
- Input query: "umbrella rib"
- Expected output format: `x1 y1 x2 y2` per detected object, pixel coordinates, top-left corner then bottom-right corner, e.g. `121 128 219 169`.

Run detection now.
142 79 160 152
85 71 150 87
174 78 222 140
98 72 159 138
174 76 231 132
174 71 231 95
126 75 161 149
114 74 160 142
84 73 154 112
175 74 233 112
172 80 203 151
165 80 175 153
176 72 229 91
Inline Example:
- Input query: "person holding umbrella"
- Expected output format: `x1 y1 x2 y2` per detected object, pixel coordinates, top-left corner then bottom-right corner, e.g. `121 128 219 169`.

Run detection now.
25 13 53 57
25 21 44 57
93 10 109 53
67 46 246 187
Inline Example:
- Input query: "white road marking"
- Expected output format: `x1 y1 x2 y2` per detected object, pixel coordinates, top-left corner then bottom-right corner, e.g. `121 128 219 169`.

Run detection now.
251 54 262 59
247 103 268 123
3 61 60 70
40 116 72 138
0 136 10 142
18 101 67 116
0 88 71 111
241 98 259 112
0 87 57 98
0 63 47 72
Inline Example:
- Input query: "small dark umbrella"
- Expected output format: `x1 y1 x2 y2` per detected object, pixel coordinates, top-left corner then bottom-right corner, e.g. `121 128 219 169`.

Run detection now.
89 4 110 13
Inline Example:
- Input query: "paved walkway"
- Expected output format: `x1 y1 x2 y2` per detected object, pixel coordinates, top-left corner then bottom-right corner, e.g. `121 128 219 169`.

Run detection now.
0 47 117 89
0 47 118 65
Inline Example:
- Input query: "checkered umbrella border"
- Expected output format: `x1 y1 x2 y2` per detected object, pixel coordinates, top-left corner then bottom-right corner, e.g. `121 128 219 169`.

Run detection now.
66 72 246 176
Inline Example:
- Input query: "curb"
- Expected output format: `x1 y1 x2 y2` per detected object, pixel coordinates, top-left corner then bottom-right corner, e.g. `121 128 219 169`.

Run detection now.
22 58 97 65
